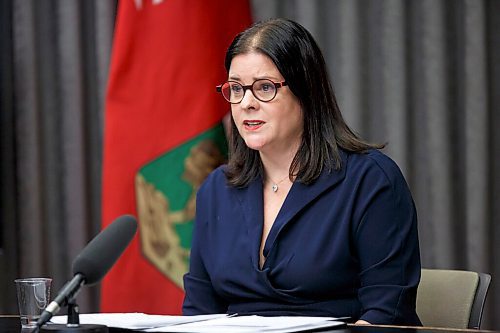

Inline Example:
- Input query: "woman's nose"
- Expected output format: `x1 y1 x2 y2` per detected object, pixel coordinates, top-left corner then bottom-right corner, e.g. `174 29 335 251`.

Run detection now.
240 89 258 109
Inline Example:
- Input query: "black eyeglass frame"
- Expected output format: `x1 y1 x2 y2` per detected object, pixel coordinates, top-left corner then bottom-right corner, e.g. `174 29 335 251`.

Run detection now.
216 79 288 104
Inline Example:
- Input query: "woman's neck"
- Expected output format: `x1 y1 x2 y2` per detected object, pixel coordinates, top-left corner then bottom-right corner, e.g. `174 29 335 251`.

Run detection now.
259 144 299 183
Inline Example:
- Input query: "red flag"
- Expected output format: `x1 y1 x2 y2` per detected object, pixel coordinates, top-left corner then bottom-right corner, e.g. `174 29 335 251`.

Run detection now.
101 0 252 314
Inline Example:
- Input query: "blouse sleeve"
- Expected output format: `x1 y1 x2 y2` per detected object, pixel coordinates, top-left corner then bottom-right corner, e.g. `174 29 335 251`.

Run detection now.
182 182 228 315
353 155 421 325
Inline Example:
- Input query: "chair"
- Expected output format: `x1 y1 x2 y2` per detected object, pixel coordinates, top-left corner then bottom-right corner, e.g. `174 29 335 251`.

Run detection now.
416 268 491 329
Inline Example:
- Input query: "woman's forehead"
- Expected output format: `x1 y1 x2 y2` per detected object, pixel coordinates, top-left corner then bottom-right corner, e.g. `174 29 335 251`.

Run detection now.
228 52 282 80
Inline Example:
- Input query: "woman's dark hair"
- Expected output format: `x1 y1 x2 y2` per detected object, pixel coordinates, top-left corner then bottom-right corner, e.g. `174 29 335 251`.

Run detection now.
224 18 384 187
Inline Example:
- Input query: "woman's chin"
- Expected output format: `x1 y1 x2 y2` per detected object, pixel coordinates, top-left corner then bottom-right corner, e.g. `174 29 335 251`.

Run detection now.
243 139 266 152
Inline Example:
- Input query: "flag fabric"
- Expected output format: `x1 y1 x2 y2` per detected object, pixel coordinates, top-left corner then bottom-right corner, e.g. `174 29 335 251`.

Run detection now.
101 0 252 314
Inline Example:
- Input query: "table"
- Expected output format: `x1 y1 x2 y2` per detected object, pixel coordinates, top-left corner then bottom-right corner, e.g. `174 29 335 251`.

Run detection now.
1 316 498 333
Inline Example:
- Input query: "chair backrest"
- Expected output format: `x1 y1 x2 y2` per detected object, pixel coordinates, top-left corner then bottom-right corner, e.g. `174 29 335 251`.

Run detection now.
416 268 491 329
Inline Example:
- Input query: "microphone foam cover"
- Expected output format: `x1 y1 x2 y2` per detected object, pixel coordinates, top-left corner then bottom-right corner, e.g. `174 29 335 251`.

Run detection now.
72 215 137 285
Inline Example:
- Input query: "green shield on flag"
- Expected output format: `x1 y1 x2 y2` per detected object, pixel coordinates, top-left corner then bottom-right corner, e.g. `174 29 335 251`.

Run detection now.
135 124 227 289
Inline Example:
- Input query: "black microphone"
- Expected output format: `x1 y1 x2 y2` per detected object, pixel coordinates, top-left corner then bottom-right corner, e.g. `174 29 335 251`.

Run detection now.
36 215 138 328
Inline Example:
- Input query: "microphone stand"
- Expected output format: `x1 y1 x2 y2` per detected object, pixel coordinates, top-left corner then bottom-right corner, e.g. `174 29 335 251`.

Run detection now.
66 299 80 328
39 297 108 333
35 216 137 333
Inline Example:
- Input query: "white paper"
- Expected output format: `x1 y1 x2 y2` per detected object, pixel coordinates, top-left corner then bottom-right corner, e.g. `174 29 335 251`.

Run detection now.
50 313 227 330
146 315 345 333
49 313 345 333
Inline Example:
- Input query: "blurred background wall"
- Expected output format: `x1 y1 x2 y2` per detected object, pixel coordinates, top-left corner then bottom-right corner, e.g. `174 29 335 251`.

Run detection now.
1 0 499 329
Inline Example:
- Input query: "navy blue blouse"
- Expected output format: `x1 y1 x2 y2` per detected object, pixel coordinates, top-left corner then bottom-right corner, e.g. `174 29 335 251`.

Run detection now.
183 149 421 325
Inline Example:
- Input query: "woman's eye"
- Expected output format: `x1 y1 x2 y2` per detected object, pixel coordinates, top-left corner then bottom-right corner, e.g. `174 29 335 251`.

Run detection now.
231 85 243 93
261 84 272 91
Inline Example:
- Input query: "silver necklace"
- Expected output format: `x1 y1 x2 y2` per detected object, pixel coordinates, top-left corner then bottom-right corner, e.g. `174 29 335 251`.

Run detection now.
268 175 289 193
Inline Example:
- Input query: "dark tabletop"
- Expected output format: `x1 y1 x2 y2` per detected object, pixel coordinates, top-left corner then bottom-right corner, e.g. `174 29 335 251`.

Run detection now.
1 316 497 333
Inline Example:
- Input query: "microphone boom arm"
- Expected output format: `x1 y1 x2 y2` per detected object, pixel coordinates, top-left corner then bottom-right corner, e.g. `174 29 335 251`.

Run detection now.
37 273 85 326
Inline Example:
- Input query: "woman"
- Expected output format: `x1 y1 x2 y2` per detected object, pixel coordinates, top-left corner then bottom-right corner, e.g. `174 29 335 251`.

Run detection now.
182 18 421 326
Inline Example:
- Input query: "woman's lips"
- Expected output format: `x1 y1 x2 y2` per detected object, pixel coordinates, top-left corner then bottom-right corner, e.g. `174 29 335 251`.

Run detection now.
243 120 265 130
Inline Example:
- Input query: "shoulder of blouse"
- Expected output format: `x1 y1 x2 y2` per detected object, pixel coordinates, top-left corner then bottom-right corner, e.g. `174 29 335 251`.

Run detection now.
345 149 408 186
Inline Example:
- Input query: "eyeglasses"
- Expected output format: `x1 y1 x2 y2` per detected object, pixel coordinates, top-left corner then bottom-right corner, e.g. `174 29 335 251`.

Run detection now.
216 79 288 104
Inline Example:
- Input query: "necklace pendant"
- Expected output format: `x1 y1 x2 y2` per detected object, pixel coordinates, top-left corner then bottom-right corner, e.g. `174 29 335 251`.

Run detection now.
272 184 278 192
